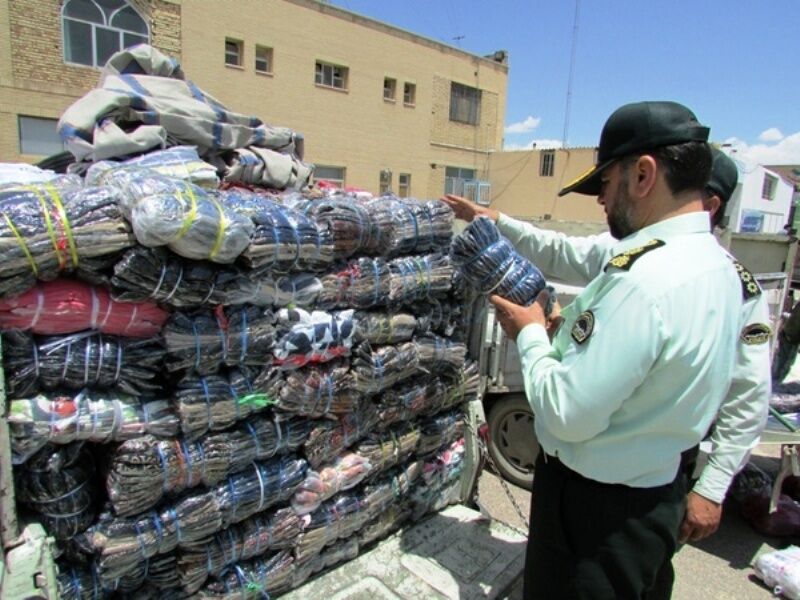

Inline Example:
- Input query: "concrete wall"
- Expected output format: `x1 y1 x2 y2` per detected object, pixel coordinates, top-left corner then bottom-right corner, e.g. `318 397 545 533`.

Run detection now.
727 163 793 234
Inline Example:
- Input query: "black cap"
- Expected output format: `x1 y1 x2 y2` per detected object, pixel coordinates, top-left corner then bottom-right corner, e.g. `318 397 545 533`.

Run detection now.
558 101 710 197
706 148 739 203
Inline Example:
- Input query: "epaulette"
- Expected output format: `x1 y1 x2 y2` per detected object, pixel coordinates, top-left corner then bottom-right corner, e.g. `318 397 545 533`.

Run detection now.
733 261 761 300
604 239 665 272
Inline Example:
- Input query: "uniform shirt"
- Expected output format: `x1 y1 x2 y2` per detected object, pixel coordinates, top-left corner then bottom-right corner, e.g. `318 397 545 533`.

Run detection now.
498 214 771 500
499 212 744 488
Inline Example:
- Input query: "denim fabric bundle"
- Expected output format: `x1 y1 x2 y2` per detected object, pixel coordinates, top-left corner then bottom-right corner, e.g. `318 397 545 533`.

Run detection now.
387 253 454 305
172 367 282 439
2 330 164 398
316 257 392 309
450 216 547 306
177 507 302 594
297 196 383 259
107 416 310 516
367 197 454 257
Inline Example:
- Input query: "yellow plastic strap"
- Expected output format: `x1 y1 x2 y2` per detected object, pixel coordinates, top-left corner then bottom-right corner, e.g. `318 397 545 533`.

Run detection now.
174 185 197 240
27 185 64 269
209 195 227 260
45 184 79 268
2 213 39 276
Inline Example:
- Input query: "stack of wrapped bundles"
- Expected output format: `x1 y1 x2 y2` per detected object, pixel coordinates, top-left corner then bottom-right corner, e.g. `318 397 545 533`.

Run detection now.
1 44 480 600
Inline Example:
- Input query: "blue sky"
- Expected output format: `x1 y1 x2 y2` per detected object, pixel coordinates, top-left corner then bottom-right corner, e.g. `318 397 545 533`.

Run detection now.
330 0 800 166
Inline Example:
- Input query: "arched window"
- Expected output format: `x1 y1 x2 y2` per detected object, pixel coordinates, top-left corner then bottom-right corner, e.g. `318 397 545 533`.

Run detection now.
62 0 149 67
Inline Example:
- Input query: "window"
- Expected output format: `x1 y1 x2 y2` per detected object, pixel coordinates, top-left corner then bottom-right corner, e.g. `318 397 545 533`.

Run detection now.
315 61 348 90
403 82 416 106
540 150 555 177
383 78 396 101
255 45 272 73
398 173 411 198
18 116 66 156
314 165 346 189
225 39 242 67
740 210 765 233
762 174 777 200
62 0 149 67
449 82 481 125
444 166 476 196
379 170 392 194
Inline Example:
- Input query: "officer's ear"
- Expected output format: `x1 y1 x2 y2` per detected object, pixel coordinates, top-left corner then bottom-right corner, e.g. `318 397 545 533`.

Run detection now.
631 155 658 199
703 194 722 221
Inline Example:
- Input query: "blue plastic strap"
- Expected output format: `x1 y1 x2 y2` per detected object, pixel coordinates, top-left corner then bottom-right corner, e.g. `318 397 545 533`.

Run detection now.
170 507 183 543
197 441 208 483
216 313 228 364
227 526 239 563
180 440 194 487
372 259 381 306
246 421 262 458
191 320 202 372
239 309 248 364
155 444 170 493
227 477 239 521
133 521 148 560
229 383 241 421
201 377 212 433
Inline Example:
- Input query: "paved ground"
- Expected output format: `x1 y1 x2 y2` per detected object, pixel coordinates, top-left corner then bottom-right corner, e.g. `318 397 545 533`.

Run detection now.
476 445 791 600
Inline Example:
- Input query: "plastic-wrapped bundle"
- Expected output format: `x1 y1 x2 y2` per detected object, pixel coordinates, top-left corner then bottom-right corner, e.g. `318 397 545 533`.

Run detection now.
177 507 302 594
104 169 254 263
57 561 147 600
0 279 167 336
753 546 800 600
81 456 306 584
15 443 96 540
415 334 467 373
221 270 322 308
410 439 466 519
217 146 313 190
367 197 454 257
353 424 421 478
292 537 360 589
350 341 420 394
450 216 547 306
107 416 311 516
273 308 355 370
295 493 370 561
112 246 225 307
387 253 453 305
375 378 444 429
417 410 465 455
0 179 136 298
410 298 462 339
277 359 361 417
361 460 422 521
173 367 283 439
354 310 418 345
426 361 481 415
2 330 164 398
77 494 223 584
198 549 294 599
85 146 220 188
358 503 411 548
8 391 177 464
316 257 391 309
291 452 372 515
219 189 333 271
303 403 379 469
297 196 382 259
163 306 274 375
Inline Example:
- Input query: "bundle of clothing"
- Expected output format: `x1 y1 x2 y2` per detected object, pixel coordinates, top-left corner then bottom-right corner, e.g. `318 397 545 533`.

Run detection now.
291 451 372 515
0 177 135 298
276 359 361 417
84 146 220 189
197 549 295 598
273 308 356 369
303 404 380 469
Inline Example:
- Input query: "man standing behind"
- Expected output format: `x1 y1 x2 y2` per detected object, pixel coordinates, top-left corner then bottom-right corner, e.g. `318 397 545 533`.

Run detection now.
444 102 748 599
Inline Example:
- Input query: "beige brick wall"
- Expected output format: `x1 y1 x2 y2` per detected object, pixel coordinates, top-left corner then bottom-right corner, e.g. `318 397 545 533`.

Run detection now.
488 147 606 222
430 75 500 152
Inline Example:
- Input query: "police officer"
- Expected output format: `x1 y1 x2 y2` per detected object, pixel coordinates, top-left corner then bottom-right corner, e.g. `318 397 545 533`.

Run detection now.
444 101 751 599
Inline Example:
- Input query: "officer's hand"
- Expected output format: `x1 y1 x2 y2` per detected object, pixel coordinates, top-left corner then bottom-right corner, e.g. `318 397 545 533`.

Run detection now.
490 290 549 341
440 194 499 223
545 298 564 341
678 491 722 543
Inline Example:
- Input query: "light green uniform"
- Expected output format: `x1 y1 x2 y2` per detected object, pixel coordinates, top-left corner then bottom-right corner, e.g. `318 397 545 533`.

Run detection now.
498 212 761 492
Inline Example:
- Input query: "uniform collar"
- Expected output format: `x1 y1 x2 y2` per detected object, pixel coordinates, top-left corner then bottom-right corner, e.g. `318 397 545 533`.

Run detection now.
612 212 710 254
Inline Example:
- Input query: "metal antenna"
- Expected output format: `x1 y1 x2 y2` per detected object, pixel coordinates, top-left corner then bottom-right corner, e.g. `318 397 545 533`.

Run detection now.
562 0 580 146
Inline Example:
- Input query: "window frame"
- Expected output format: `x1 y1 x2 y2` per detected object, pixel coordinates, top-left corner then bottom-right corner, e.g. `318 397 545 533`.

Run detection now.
540 150 555 177
315 61 348 91
18 115 66 156
449 82 481 125
398 173 411 198
383 77 396 102
314 165 346 189
225 38 243 68
379 170 392 194
444 166 477 196
403 82 416 106
254 44 273 74
61 0 149 68
762 173 777 200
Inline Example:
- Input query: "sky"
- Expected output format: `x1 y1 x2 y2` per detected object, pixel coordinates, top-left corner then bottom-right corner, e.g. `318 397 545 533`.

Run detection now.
329 0 800 168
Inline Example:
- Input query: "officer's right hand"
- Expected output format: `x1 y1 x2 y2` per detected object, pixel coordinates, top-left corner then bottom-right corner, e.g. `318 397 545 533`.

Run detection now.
440 194 499 223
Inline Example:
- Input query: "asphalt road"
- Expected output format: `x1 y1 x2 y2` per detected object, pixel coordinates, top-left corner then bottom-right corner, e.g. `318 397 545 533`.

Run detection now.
476 445 792 600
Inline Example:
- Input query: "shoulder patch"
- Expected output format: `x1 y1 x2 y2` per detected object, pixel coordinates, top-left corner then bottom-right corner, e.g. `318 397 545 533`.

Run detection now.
571 310 595 344
741 323 771 345
604 239 666 272
733 261 762 300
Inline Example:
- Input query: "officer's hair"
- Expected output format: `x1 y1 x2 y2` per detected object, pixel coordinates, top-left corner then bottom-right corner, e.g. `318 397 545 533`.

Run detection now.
621 142 712 197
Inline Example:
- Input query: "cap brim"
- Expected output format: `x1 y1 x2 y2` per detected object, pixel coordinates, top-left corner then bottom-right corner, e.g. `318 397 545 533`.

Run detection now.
557 158 616 197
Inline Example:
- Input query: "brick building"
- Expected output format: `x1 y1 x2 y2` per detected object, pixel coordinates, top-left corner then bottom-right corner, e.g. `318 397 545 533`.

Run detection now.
0 0 509 200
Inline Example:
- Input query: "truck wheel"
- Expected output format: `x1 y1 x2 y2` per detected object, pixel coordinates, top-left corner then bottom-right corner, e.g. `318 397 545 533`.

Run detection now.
487 395 537 490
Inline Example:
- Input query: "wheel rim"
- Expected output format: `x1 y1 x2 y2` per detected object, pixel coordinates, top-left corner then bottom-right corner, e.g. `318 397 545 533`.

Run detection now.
497 410 537 474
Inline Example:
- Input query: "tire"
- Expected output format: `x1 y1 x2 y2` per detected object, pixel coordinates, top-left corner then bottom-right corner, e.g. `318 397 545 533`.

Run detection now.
487 394 538 490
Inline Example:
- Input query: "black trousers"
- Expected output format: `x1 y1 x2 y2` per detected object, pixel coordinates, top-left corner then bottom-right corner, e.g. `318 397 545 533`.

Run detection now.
523 453 688 600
